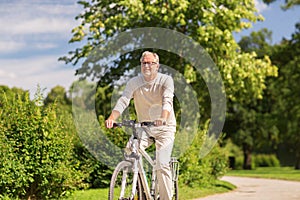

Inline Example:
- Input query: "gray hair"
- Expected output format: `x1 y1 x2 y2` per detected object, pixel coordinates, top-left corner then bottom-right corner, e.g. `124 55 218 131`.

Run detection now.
140 51 159 63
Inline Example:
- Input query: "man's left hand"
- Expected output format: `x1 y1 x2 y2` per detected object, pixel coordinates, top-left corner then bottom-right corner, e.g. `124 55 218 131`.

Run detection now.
154 118 166 126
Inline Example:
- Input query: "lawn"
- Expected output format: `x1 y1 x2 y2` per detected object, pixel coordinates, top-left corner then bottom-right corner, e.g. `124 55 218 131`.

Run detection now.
177 180 236 200
67 167 300 199
66 180 235 200
227 167 300 181
66 188 107 200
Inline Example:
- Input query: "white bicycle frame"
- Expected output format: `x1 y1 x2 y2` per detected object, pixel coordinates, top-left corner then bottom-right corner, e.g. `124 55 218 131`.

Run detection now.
127 135 157 200
139 145 158 199
115 121 179 200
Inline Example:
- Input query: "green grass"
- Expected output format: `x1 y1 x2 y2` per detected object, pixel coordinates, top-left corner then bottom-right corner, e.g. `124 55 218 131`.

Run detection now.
66 167 300 199
227 167 300 181
66 188 108 200
66 180 235 200
177 180 236 200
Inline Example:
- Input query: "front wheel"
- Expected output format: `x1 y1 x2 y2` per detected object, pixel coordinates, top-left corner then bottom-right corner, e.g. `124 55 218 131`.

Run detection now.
109 161 145 200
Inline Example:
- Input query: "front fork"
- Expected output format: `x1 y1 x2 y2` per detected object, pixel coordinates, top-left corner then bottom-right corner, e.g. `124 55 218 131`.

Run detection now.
130 159 139 199
130 138 140 199
150 161 157 199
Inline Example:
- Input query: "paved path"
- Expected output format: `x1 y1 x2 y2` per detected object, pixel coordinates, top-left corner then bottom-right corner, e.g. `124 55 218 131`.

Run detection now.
194 176 300 200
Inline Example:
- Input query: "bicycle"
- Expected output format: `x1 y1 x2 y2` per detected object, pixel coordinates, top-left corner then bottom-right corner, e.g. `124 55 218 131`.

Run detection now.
108 120 179 200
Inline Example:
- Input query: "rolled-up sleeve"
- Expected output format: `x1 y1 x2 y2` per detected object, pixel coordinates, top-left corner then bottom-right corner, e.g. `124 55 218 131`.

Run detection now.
162 76 174 112
113 96 130 114
113 81 134 114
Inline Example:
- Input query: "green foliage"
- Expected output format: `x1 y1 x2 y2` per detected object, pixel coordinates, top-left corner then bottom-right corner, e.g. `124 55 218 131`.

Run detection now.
44 85 71 111
224 98 280 169
73 147 105 189
233 156 245 170
60 0 277 106
0 88 83 199
223 139 243 158
0 85 28 102
253 154 280 167
179 142 229 187
223 141 280 168
269 23 300 169
44 83 116 189
225 27 282 169
238 28 273 57
72 139 114 189
179 120 229 187
282 0 300 9
228 167 300 181
59 0 282 187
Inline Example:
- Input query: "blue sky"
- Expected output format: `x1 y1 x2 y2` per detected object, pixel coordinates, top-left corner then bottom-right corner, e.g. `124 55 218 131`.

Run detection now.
235 0 300 43
0 0 299 98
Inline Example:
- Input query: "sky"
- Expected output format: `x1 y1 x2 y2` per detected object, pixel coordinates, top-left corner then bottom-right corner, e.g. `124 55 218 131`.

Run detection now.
0 0 299 98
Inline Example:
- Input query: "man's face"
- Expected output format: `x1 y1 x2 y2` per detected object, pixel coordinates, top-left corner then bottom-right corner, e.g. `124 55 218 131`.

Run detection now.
141 54 159 80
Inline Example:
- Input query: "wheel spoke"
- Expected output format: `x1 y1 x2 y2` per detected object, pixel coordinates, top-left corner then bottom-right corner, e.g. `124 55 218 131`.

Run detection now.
109 161 144 200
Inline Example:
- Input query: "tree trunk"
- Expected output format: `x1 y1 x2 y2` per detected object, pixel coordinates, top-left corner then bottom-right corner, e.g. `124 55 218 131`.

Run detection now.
295 154 300 170
243 143 252 170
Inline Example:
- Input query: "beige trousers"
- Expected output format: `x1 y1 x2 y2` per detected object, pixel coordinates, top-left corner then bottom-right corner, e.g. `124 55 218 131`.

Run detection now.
138 126 176 200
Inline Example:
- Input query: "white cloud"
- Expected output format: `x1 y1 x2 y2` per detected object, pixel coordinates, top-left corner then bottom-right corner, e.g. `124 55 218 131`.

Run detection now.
5 17 75 36
0 69 17 79
0 0 81 53
0 1 79 35
0 55 77 97
254 0 269 13
0 0 84 99
0 0 83 98
32 43 58 50
0 40 26 53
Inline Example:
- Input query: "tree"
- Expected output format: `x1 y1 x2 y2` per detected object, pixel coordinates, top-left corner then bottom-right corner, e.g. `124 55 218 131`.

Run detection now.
233 1 300 169
61 0 276 106
44 85 71 107
225 99 280 169
270 23 300 169
226 29 279 169
60 0 278 177
238 28 273 57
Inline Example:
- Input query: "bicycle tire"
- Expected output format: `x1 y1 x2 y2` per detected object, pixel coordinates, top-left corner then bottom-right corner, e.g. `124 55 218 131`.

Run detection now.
109 161 146 200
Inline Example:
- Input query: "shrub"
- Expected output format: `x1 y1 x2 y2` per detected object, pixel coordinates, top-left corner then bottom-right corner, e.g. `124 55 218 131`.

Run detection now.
72 141 114 189
254 154 280 167
0 91 83 199
179 120 229 187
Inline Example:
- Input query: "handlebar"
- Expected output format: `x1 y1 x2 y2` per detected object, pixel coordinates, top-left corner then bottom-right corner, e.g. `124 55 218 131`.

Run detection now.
113 120 163 128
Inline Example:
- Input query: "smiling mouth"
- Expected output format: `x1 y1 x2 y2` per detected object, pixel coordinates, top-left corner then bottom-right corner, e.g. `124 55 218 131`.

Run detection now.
142 70 152 77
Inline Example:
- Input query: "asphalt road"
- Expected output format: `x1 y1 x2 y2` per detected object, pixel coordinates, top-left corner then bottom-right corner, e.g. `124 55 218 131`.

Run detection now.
194 176 300 200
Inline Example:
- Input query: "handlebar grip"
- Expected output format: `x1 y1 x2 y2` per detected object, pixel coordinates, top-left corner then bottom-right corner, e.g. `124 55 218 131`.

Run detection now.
112 120 166 127
141 121 167 126
141 121 155 126
113 123 122 127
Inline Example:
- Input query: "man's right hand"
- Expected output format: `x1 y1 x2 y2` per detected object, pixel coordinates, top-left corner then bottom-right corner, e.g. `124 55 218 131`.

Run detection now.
105 118 115 128
105 110 120 128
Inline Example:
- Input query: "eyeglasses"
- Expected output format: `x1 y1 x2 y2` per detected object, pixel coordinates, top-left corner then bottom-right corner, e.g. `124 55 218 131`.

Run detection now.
141 62 157 67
